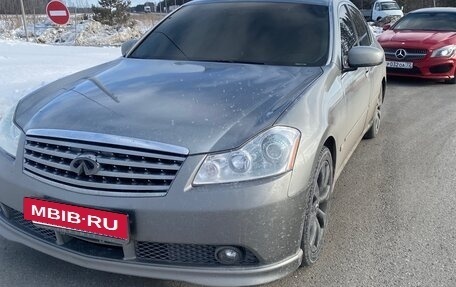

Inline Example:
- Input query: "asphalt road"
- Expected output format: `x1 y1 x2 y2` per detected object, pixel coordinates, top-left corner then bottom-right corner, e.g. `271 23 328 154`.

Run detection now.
1 78 455 287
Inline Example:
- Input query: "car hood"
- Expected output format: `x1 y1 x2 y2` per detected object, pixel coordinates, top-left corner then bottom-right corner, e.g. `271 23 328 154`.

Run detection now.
378 30 456 47
16 58 322 154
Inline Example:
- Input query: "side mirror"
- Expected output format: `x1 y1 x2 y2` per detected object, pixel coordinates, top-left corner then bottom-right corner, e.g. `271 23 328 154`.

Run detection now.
121 39 138 57
348 46 384 68
383 24 391 31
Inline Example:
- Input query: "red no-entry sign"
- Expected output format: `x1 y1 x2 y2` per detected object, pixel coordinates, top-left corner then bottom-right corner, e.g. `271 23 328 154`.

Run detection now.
46 0 70 25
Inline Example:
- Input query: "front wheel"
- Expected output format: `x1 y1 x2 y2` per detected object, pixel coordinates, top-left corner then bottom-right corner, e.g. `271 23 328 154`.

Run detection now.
364 85 383 139
300 146 334 266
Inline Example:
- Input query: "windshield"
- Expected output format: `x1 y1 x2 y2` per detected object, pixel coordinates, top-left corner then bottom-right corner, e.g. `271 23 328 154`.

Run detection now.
381 2 400 10
130 2 329 66
394 12 456 31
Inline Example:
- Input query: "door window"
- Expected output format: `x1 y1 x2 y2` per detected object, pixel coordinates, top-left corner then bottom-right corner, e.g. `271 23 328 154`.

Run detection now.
339 5 357 68
348 6 372 46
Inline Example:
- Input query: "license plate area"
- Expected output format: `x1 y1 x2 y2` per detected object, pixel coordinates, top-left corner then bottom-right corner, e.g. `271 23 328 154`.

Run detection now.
386 61 413 69
23 198 129 243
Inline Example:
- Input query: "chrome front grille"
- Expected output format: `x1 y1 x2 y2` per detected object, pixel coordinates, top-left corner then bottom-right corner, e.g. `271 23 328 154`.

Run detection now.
23 130 188 194
384 48 428 61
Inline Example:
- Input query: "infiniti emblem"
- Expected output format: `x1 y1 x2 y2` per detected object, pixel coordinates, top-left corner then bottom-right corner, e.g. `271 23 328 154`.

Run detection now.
69 153 100 176
395 49 407 59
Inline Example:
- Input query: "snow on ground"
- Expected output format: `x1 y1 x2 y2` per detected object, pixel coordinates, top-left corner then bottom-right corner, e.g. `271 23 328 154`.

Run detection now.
0 40 119 120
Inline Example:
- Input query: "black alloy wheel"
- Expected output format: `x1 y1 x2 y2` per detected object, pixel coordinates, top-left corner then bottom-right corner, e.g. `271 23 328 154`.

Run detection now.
300 146 334 266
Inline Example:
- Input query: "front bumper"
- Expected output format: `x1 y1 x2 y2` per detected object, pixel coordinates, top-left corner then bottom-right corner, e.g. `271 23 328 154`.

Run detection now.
0 218 302 286
0 140 307 286
386 57 455 81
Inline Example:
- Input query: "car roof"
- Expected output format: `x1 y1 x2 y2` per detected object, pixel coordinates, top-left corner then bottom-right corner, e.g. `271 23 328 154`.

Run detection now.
189 0 332 6
410 7 456 14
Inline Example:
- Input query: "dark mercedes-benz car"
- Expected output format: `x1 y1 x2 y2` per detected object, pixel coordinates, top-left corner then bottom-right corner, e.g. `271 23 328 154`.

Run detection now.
378 7 456 84
0 0 386 285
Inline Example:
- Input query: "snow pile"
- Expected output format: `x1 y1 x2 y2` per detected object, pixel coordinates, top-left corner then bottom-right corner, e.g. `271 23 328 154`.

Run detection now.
0 18 156 46
72 20 143 46
0 19 9 32
369 15 401 37
0 40 119 120
0 18 20 40
370 24 384 37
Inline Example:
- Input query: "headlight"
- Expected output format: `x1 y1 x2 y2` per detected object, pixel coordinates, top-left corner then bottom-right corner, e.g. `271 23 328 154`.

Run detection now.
431 45 456 58
194 126 300 185
0 105 22 158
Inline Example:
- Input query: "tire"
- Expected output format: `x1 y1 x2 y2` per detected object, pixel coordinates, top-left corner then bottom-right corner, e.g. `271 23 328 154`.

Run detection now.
364 85 383 139
300 146 334 267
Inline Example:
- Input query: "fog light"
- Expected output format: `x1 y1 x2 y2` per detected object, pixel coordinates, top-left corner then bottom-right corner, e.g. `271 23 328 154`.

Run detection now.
215 246 243 265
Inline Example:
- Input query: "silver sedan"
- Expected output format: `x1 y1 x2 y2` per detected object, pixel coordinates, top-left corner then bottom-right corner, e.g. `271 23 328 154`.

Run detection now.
0 0 386 285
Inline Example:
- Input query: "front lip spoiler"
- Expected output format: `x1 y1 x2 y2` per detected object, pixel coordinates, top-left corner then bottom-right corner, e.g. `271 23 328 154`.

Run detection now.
0 217 303 287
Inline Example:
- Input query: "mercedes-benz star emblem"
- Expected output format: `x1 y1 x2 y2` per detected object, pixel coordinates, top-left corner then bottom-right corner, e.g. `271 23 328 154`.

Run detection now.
395 49 407 59
69 153 100 176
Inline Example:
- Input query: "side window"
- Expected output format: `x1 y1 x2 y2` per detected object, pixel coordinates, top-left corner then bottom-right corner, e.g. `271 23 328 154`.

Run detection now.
348 6 372 46
375 2 380 10
339 5 357 67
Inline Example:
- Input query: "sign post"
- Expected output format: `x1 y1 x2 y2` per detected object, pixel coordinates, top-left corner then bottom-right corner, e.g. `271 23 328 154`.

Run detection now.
19 0 28 41
46 0 70 26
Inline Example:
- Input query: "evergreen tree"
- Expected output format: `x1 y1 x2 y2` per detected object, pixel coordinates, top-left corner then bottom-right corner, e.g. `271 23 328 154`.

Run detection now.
92 0 131 26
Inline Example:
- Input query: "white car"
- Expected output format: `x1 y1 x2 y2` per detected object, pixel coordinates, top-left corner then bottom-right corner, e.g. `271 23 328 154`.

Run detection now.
362 0 404 21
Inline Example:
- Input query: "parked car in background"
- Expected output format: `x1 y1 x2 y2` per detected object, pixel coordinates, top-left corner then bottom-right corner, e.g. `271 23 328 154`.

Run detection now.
0 0 386 286
360 0 404 21
378 7 456 84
